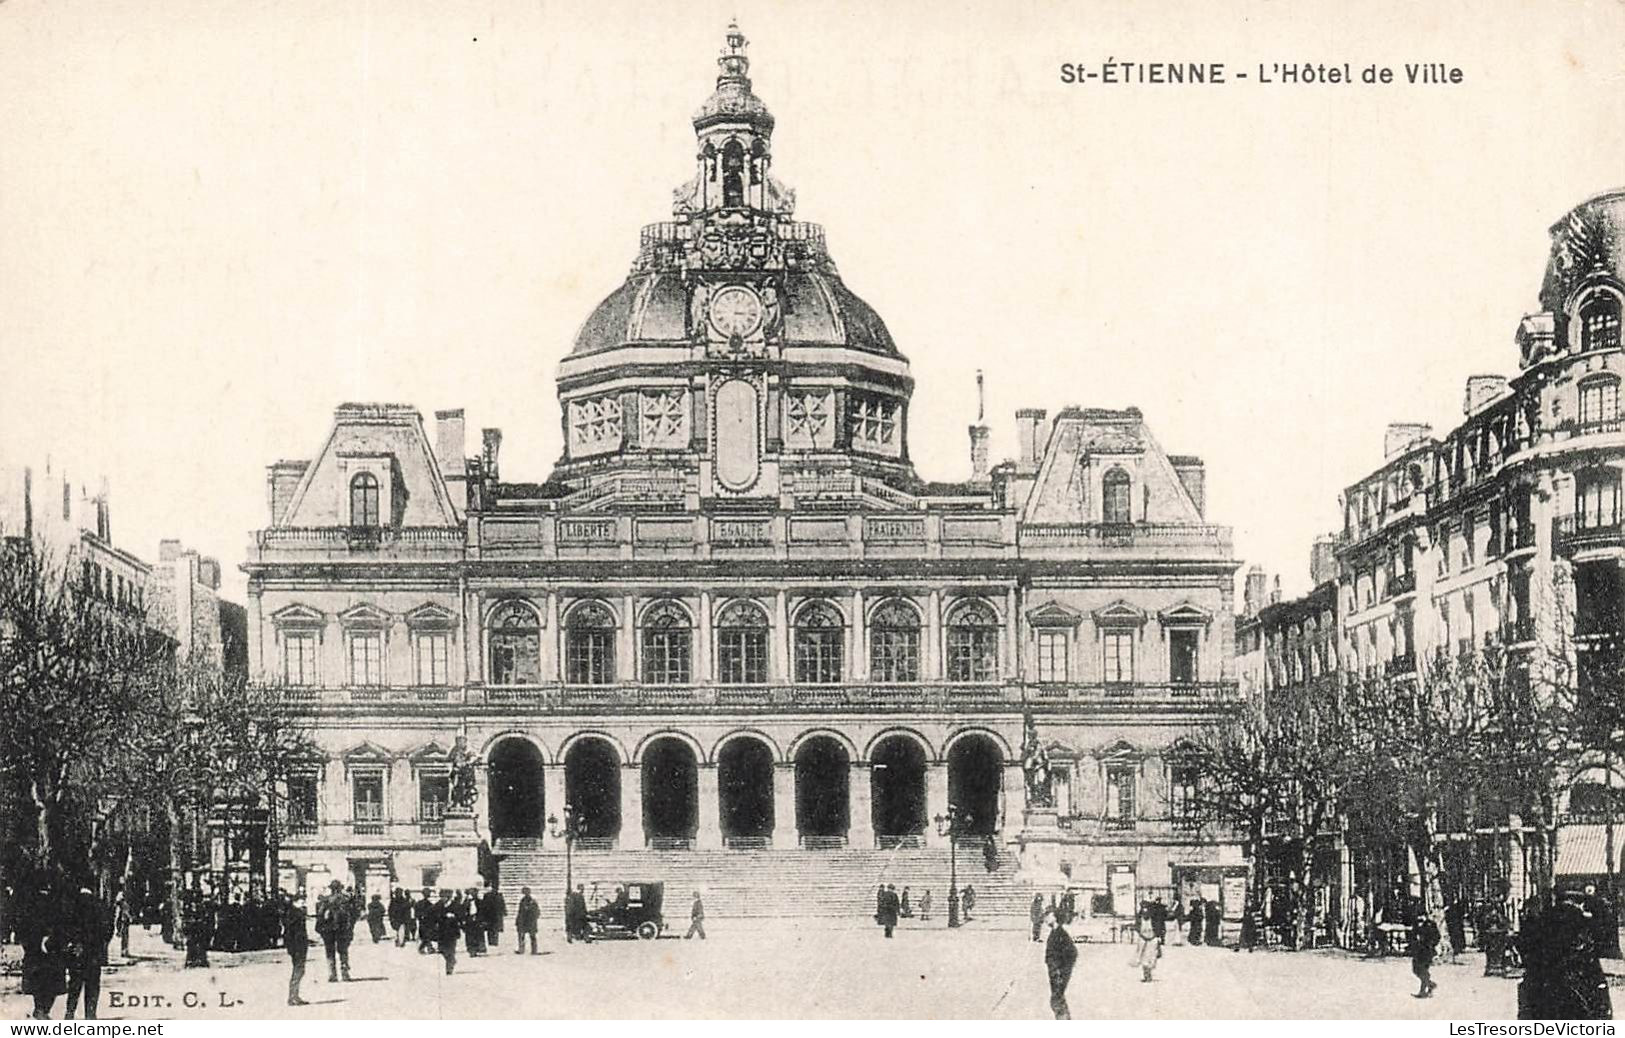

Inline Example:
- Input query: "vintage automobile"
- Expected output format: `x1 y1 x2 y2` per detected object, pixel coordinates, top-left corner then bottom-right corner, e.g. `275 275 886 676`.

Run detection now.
584 880 666 940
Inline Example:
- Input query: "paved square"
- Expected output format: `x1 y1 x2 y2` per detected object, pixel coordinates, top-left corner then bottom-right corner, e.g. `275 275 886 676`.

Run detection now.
3 921 1530 1019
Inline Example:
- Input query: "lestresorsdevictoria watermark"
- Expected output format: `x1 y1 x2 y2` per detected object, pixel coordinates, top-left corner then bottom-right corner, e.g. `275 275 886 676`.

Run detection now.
1447 1025 1616 1036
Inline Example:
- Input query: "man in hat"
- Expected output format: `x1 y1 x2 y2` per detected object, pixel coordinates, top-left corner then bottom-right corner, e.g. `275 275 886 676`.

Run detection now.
565 883 589 943
481 884 506 949
414 887 435 954
685 891 706 940
281 889 310 1006
313 880 355 982
514 886 539 955
1045 905 1078 1019
1521 888 1612 1019
63 882 112 1020
1410 901 1441 998
433 889 460 975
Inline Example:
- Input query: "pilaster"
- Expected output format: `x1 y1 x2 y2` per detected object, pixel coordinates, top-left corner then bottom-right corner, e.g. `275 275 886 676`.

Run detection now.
621 763 646 849
849 762 874 849
772 763 798 848
925 762 950 847
696 764 722 849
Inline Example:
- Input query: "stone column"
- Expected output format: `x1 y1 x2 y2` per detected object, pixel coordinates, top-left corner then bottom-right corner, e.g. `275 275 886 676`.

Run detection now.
926 762 950 847
619 594 637 683
926 589 943 680
545 591 561 682
697 591 713 683
1002 762 1027 833
544 764 567 836
772 763 798 848
620 763 645 849
849 762 875 849
851 589 867 680
696 764 722 849
773 590 789 683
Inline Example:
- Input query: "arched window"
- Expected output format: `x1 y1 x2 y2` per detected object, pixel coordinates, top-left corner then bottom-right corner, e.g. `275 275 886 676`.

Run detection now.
869 600 920 684
716 600 769 685
489 602 541 685
1580 292 1622 352
349 472 380 528
1580 375 1621 428
946 599 1000 682
565 602 615 686
722 140 745 208
793 601 844 685
641 601 692 685
1102 468 1132 524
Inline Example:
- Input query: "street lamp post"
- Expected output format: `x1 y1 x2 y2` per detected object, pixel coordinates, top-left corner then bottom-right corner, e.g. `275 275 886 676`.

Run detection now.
934 804 969 928
547 804 582 895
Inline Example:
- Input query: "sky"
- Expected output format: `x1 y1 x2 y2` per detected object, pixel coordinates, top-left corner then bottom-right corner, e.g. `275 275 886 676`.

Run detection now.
3 0 1624 604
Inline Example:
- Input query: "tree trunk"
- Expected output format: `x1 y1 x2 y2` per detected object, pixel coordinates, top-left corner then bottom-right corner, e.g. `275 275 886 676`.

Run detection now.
1294 838 1319 950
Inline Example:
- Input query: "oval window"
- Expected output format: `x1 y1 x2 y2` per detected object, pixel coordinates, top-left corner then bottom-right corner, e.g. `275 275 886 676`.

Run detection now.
714 379 761 491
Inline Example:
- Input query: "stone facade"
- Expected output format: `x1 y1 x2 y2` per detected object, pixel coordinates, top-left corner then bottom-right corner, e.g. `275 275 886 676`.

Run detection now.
244 27 1244 911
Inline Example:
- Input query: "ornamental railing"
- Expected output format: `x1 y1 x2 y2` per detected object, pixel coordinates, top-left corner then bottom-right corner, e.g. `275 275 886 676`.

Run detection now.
1553 514 1624 556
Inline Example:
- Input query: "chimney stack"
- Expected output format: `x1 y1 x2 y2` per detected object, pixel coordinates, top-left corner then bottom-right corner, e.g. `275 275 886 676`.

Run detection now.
1169 456 1206 517
481 428 503 482
1383 422 1432 460
436 409 468 511
267 461 308 525
1463 375 1510 416
1243 565 1268 616
1270 575 1282 605
1015 408 1048 470
1309 535 1338 586
968 425 991 482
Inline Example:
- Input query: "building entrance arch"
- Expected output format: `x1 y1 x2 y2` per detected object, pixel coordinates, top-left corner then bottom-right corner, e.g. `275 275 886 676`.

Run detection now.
947 733 1003 836
563 737 621 841
488 738 545 841
794 736 850 839
642 737 699 845
718 738 775 843
870 735 927 839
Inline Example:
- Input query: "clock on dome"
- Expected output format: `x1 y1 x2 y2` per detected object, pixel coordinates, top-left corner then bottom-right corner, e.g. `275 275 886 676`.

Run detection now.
708 285 763 339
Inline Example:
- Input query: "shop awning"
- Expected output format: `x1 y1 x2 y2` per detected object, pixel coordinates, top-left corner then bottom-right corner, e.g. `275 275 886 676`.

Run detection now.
1557 825 1621 876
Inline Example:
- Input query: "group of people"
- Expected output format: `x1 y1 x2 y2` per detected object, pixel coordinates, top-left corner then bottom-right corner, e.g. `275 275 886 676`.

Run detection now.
874 883 975 936
10 870 117 1021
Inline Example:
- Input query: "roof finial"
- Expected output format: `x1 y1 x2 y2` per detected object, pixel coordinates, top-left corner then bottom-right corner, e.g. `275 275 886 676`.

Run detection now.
976 369 985 422
718 19 750 85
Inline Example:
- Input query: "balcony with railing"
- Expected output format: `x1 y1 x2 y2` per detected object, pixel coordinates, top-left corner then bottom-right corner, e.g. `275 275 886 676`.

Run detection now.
250 525 464 562
1553 514 1625 557
1385 571 1416 599
351 802 384 836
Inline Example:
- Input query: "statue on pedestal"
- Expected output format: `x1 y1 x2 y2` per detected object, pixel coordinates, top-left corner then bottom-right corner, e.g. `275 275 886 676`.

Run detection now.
448 735 479 811
1021 714 1054 809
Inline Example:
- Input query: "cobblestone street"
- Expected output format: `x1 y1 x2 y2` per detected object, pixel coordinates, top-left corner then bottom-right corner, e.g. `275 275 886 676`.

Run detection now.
3 923 1533 1020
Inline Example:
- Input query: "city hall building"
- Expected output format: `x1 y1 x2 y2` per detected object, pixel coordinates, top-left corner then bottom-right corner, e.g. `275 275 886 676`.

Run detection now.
245 27 1244 916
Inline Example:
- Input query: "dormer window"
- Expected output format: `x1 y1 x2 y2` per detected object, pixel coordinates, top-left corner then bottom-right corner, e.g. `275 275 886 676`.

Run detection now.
1102 468 1132 524
350 472 380 528
1580 292 1622 352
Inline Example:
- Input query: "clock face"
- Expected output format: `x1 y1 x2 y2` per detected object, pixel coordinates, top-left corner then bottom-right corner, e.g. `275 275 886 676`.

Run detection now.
708 285 763 338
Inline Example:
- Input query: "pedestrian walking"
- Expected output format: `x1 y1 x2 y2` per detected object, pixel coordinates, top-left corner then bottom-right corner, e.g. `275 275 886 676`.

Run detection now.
1151 896 1168 942
962 885 977 921
1134 903 1163 983
1187 895 1205 945
314 880 355 982
414 888 437 953
388 889 408 947
1204 898 1222 946
183 893 214 968
685 891 707 940
112 894 131 960
1045 907 1078 1019
433 890 460 976
1031 894 1047 942
514 887 539 954
281 891 310 1007
919 889 933 922
462 889 487 956
63 883 111 1020
1411 908 1440 998
403 890 418 945
877 884 899 938
366 894 386 943
482 885 506 948
900 886 912 919
18 874 67 1020
566 884 589 943
1444 897 1468 962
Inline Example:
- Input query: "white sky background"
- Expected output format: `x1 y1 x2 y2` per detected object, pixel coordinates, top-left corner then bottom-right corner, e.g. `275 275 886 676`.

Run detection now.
2 0 1623 605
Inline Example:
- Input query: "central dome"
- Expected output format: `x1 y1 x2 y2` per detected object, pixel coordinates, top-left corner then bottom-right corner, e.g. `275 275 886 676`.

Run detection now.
571 271 899 357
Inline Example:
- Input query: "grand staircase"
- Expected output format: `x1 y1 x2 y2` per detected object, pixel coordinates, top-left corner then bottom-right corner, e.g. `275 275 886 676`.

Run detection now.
495 843 1035 922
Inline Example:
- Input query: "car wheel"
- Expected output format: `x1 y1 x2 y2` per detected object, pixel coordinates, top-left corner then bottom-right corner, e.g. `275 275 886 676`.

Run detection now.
636 922 658 940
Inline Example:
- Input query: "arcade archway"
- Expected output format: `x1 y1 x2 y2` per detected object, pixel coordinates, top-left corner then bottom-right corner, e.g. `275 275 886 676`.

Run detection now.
489 738 544 841
870 735 927 839
642 737 699 845
947 733 1003 836
718 737 775 844
794 736 850 841
563 737 621 841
